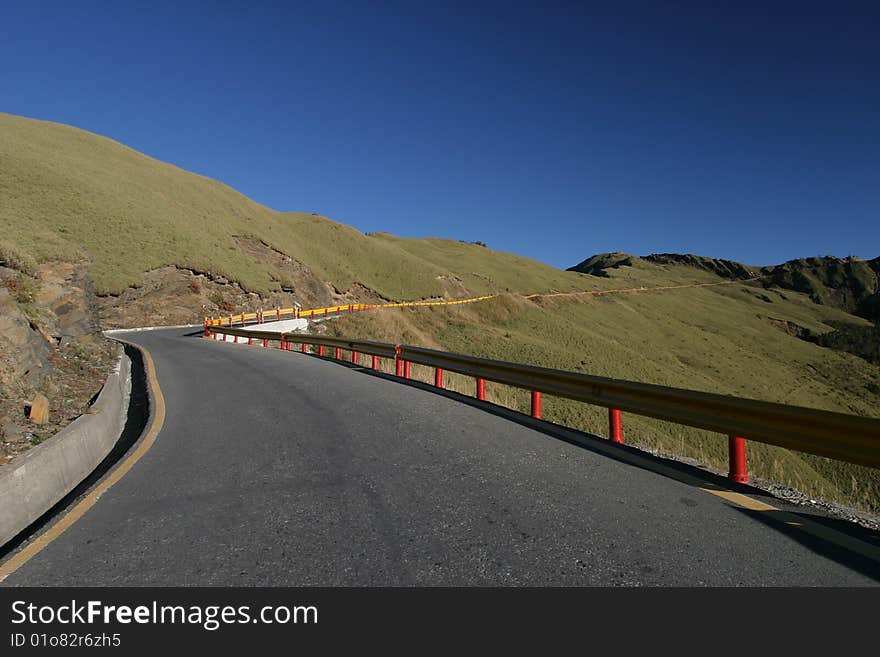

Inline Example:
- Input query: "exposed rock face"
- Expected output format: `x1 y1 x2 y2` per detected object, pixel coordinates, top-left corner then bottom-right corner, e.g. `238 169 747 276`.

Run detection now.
95 250 389 330
97 266 221 329
35 262 100 340
1 263 118 462
0 283 51 449
95 265 316 329
0 285 50 392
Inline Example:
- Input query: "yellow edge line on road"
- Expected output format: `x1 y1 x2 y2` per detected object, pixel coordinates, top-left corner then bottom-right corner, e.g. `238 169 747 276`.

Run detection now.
699 488 779 512
0 343 166 582
698 487 880 563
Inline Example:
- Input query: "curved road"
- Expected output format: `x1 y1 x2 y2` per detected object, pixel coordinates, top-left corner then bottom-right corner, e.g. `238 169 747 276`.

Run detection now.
3 328 879 585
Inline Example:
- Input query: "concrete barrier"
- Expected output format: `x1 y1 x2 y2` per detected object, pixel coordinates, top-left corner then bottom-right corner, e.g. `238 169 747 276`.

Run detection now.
0 347 131 547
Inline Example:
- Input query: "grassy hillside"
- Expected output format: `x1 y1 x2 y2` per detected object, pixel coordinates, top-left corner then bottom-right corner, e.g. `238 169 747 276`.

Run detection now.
0 112 588 300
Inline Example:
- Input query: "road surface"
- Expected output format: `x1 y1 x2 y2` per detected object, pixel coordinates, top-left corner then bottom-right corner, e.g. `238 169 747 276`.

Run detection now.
3 327 879 585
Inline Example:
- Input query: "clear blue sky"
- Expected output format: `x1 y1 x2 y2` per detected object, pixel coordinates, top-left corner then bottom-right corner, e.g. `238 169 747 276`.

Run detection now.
3 1 878 268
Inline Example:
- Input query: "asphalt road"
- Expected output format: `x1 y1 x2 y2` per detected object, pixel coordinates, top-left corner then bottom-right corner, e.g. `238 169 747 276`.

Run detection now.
4 328 879 586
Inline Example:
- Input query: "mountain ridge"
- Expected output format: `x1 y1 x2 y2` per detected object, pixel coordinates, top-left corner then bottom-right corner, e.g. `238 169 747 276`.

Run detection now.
570 251 879 322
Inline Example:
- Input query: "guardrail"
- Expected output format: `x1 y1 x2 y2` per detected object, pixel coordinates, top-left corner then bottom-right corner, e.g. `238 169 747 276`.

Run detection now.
203 303 376 330
206 326 880 484
203 295 500 333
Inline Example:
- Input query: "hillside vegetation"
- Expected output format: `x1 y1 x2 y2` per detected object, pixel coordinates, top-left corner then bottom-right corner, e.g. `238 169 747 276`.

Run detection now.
0 112 585 301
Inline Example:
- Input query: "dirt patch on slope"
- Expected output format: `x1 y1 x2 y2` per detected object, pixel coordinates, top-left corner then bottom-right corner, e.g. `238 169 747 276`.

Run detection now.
97 266 235 328
766 317 812 339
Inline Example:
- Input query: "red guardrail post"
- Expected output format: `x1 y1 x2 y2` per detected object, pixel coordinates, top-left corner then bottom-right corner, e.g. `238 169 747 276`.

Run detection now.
324 308 328 318
531 391 542 419
394 346 403 376
276 309 281 321
476 378 486 400
335 347 342 360
301 343 307 354
204 322 209 337
371 355 379 370
318 345 325 357
728 436 749 483
233 335 238 344
609 409 624 444
435 368 444 389
352 350 359 364
295 308 300 319
404 361 411 379
348 304 353 313
248 337 253 345
263 338 268 348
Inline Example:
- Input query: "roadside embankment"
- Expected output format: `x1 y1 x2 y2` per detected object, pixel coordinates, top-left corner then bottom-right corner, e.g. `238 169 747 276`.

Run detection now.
0 347 130 547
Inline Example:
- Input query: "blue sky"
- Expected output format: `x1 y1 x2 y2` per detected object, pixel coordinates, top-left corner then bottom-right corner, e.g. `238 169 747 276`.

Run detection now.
2 1 878 268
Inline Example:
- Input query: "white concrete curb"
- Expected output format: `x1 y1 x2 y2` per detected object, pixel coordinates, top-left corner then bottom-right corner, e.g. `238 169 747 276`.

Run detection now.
104 323 202 334
0 347 131 547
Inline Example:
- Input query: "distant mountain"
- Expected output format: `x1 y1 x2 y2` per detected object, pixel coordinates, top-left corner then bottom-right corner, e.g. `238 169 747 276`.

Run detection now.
643 254 757 280
570 252 879 322
760 256 880 322
566 252 637 277
567 252 757 280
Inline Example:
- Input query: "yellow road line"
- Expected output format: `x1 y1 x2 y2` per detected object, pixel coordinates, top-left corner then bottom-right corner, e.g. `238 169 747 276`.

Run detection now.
698 487 880 563
699 488 779 512
0 343 166 582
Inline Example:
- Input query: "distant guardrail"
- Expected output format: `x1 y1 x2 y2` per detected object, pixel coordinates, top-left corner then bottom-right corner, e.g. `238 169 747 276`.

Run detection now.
206 325 880 484
204 295 498 331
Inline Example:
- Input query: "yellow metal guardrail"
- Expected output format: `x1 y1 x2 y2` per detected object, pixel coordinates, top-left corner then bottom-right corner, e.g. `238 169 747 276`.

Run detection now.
204 296 498 327
207 326 880 481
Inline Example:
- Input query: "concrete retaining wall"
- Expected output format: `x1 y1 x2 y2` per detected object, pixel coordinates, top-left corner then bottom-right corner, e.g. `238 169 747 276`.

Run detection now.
0 347 131 547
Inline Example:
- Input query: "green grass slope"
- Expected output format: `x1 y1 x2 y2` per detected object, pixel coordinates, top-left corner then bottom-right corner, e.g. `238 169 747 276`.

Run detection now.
0 112 588 299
